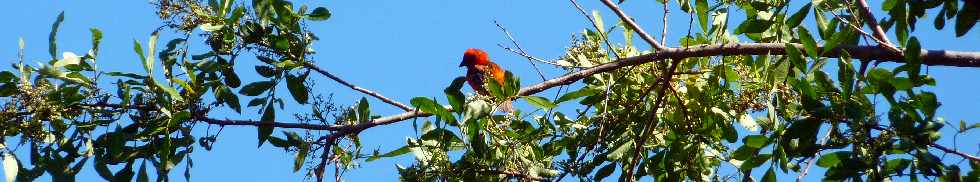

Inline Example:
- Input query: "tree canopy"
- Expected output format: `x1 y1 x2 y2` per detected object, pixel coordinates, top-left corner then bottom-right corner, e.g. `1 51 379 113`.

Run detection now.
1 0 979 181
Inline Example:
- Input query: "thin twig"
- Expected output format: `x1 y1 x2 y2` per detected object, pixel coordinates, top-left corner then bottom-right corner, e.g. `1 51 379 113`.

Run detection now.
854 0 896 48
495 20 548 81
824 5 902 53
480 169 549 181
625 57 680 181
302 62 413 111
498 44 586 68
797 126 835 181
569 0 622 59
660 1 670 45
599 0 665 50
930 143 980 162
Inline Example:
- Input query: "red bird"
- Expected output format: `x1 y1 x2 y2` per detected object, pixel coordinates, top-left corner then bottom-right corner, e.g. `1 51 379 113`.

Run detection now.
459 48 513 112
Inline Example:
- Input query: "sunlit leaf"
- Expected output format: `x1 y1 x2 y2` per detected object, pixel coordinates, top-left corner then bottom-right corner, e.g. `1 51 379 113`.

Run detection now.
49 11 65 60
524 96 556 110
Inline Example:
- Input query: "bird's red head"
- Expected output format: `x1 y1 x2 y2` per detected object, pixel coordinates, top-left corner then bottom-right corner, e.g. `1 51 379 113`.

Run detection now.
459 48 490 67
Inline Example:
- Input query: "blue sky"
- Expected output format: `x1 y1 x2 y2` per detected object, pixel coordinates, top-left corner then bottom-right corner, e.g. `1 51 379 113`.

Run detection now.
1 0 977 181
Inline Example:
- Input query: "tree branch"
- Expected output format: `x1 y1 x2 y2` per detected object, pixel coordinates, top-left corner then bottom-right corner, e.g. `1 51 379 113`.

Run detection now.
479 169 549 182
826 5 902 53
930 143 980 162
331 43 979 137
196 117 345 130
854 0 895 48
302 62 413 111
86 43 973 135
599 0 666 50
498 45 582 68
570 0 622 59
495 20 548 81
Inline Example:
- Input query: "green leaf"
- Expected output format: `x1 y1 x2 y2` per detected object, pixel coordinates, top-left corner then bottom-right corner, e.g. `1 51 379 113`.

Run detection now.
274 38 290 51
797 27 818 60
239 81 274 96
607 140 633 160
367 145 411 162
53 52 81 68
762 167 776 182
253 0 277 25
935 8 947 30
218 86 241 113
0 71 14 83
735 19 770 34
147 31 159 73
837 51 855 99
153 79 183 101
247 98 266 107
90 28 103 56
967 123 980 130
890 77 913 90
286 72 309 104
884 158 911 174
444 77 467 112
133 39 148 73
49 11 65 60
904 37 922 81
743 135 768 148
524 96 556 110
955 6 979 37
594 163 616 181
294 145 308 172
503 71 520 97
411 97 453 123
462 100 491 122
258 101 276 147
199 23 225 32
592 10 604 35
255 66 277 78
556 87 598 103
882 0 898 10
420 128 464 149
221 65 241 88
695 0 709 31
817 151 851 168
786 3 811 28
823 27 849 53
784 43 806 73
229 6 246 23
307 7 331 21
357 97 370 123
960 120 967 132
136 161 148 182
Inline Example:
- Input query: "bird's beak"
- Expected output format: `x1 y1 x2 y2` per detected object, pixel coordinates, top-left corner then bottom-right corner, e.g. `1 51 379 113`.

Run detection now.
458 61 466 67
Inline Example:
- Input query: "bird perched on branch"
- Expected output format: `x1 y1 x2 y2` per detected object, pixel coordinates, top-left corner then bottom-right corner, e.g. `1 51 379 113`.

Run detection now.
459 48 513 112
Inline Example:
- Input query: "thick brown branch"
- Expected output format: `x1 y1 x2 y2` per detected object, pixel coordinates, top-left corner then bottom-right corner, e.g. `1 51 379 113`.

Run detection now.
303 62 414 111
599 0 666 50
